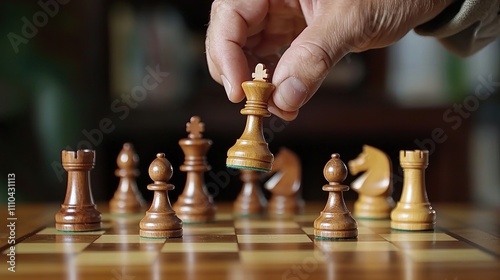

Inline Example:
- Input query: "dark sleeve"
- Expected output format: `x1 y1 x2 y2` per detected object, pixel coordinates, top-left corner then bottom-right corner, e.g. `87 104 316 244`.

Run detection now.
414 0 500 57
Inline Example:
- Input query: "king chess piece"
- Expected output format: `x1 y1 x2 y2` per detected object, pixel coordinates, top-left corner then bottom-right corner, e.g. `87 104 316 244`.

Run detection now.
226 63 274 172
173 116 216 223
55 150 102 231
391 150 436 231
140 153 182 238
314 154 357 240
109 143 146 214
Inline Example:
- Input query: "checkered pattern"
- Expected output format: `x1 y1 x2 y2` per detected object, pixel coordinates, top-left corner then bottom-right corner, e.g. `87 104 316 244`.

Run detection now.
2 211 498 277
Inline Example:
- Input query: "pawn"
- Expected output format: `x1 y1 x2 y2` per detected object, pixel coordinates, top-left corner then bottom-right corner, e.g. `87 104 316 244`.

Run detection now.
226 63 275 172
234 170 267 215
314 154 357 240
139 153 182 238
109 143 146 214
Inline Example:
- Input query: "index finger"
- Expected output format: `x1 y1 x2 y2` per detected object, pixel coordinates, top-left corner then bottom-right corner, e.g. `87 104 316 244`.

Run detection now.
206 0 269 102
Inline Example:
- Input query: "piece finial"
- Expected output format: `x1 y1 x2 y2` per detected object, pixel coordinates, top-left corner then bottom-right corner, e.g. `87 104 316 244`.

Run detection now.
117 142 139 169
149 153 173 183
324 153 348 184
252 63 268 82
186 116 204 139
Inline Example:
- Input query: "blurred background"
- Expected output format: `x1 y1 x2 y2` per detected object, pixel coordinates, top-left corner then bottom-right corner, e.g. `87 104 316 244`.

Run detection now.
1 0 499 207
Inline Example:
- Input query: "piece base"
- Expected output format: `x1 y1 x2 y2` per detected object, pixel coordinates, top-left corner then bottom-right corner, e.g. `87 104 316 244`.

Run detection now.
314 235 358 241
140 229 183 238
313 229 358 240
390 221 435 231
354 215 390 220
227 164 270 173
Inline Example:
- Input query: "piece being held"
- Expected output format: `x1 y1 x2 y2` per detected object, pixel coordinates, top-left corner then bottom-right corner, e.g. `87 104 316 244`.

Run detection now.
348 145 395 219
140 153 182 238
226 63 275 172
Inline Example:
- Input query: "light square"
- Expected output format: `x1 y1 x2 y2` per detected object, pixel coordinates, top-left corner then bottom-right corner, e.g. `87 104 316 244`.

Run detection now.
6 243 89 254
75 251 157 266
183 227 235 235
215 213 233 220
161 242 238 253
234 220 299 229
302 227 314 235
380 232 457 242
294 214 319 222
94 235 165 243
240 250 323 264
357 227 375 234
37 228 106 235
315 241 399 252
405 249 496 262
237 234 311 243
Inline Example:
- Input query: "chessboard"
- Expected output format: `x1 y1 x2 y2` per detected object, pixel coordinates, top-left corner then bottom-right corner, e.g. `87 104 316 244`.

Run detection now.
1 203 499 280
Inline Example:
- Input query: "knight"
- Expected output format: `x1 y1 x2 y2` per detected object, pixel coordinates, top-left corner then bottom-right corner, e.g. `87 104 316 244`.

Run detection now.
348 145 395 219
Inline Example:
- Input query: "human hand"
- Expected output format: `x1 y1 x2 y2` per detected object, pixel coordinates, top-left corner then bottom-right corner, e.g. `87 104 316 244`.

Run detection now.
206 0 453 120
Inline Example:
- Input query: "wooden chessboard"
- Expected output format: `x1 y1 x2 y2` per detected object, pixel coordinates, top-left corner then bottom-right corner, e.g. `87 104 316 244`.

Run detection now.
1 203 499 280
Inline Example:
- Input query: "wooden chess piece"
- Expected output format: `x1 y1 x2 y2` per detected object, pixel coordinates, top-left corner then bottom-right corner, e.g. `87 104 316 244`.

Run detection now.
314 154 357 239
173 116 216 223
140 153 182 238
265 147 304 215
55 150 102 231
109 143 146 214
391 150 436 231
348 145 395 219
226 63 275 172
234 170 267 215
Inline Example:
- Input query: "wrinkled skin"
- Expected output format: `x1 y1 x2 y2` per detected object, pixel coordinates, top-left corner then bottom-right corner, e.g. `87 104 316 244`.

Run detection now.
206 0 453 120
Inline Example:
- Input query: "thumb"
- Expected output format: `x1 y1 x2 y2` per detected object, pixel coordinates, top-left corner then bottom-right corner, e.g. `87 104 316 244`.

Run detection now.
271 19 350 120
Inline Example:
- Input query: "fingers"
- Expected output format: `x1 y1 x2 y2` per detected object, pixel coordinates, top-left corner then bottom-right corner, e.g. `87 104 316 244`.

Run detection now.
206 0 269 103
271 16 349 117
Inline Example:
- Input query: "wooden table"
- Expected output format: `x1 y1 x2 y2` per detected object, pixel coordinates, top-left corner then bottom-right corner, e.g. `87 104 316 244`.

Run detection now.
0 203 499 280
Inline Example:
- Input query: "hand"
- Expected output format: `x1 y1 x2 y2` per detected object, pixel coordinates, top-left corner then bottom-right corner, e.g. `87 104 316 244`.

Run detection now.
206 0 453 120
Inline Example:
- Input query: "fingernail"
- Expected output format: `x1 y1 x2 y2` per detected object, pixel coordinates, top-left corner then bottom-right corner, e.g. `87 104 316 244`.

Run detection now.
221 75 232 99
276 77 308 110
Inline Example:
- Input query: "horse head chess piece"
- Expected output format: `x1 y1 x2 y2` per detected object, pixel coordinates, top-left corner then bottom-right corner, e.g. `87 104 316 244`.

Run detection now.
348 145 395 219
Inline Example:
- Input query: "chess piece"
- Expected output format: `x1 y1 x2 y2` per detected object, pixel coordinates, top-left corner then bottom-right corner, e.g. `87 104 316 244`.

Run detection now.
226 63 274 172
391 150 436 231
314 154 357 239
234 170 267 215
265 147 304 215
348 145 395 219
109 143 146 214
55 150 102 231
173 116 216 223
140 153 182 238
